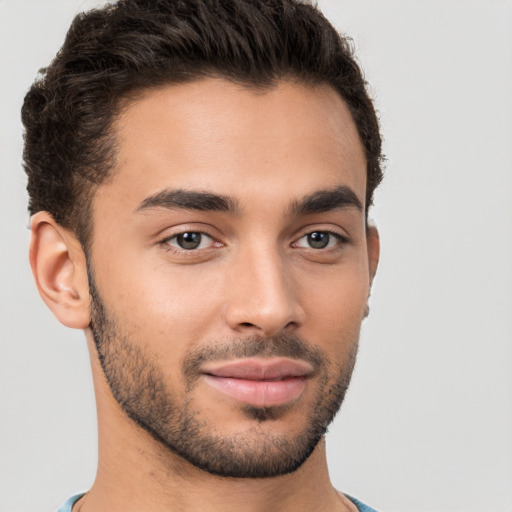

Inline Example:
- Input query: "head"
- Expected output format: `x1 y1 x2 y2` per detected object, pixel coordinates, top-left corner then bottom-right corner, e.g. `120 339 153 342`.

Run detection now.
22 0 382 249
24 0 382 479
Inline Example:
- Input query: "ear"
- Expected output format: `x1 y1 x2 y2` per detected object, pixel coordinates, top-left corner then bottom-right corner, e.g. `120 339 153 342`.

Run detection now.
366 223 380 286
29 211 90 329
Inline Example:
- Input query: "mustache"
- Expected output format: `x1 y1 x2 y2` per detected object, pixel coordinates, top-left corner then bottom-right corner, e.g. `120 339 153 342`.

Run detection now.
182 333 325 385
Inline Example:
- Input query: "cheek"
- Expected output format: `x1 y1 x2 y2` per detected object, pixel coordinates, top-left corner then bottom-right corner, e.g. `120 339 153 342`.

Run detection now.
99 255 224 351
298 261 369 345
326 270 369 314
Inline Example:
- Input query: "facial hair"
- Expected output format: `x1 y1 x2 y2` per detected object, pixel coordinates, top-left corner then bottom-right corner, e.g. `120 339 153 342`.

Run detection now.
88 266 359 478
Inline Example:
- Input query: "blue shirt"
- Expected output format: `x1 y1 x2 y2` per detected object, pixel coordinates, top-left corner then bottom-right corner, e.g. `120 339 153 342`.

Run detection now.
58 492 379 511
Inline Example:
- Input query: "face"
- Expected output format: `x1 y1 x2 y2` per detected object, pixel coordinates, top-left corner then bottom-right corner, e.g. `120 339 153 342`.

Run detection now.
86 79 375 478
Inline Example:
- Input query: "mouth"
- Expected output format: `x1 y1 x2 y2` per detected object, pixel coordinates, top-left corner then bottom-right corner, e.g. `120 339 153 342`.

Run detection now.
201 358 313 408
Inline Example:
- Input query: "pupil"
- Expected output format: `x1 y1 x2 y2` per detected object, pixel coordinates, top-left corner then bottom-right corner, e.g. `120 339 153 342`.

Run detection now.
308 232 329 249
177 232 201 249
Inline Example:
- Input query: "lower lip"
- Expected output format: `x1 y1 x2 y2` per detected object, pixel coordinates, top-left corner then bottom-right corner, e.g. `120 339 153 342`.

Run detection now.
203 375 307 407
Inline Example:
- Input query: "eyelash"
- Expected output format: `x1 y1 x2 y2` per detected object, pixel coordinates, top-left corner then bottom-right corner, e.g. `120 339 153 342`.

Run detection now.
160 230 219 253
293 230 348 250
159 228 348 255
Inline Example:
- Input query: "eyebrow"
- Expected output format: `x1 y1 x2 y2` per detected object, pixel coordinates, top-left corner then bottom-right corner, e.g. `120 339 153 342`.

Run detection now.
289 186 363 216
135 185 362 218
135 189 240 214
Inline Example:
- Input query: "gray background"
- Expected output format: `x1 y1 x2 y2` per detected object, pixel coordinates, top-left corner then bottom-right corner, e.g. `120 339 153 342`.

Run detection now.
1 1 511 511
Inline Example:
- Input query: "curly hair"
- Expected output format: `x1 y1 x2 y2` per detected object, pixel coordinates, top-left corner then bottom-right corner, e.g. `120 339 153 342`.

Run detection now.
22 0 383 248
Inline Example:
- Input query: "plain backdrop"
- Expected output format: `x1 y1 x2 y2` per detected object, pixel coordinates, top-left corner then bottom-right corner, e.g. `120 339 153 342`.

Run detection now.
1 1 511 511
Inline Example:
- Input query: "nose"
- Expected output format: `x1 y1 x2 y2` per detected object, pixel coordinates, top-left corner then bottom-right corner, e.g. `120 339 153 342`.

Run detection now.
224 245 305 337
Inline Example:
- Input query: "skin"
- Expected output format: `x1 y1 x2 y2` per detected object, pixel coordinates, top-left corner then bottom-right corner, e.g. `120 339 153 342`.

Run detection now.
30 78 379 512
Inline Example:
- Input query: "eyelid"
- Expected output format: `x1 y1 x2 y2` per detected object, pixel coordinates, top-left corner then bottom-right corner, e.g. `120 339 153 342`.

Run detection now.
164 231 214 250
292 223 349 242
158 226 224 255
156 222 219 242
293 230 347 250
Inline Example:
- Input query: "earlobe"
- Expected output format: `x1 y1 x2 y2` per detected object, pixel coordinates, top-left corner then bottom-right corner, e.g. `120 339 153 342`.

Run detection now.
29 212 90 329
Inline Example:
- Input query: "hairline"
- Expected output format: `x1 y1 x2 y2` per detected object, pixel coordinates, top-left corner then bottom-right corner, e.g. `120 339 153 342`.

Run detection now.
75 74 370 254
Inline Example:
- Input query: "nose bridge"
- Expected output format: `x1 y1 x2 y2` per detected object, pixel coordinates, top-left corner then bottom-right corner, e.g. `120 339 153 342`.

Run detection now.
224 240 303 336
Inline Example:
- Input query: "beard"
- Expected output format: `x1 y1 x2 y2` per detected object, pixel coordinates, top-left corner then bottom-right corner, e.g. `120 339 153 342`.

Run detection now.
88 268 359 479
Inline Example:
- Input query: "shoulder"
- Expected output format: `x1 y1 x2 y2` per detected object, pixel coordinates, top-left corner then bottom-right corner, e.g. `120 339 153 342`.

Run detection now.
337 491 377 512
56 494 85 512
341 492 380 512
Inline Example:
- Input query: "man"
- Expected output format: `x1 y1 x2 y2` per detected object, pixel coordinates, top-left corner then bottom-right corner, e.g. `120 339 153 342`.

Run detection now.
22 0 382 510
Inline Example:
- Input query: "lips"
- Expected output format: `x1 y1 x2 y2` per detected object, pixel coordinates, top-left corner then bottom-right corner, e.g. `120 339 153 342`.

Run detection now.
201 358 313 407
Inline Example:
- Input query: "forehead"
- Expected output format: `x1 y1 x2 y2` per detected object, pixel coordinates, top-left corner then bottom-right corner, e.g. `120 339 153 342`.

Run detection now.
96 78 367 215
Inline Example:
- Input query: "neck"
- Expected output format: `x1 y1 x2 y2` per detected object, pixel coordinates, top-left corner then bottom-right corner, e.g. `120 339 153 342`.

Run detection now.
83 433 348 512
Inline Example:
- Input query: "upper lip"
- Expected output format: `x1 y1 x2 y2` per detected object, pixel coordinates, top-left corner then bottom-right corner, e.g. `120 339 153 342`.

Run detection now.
201 358 314 381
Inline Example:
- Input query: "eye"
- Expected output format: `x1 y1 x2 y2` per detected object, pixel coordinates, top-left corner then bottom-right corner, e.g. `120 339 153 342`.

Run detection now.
164 231 214 250
295 231 343 250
